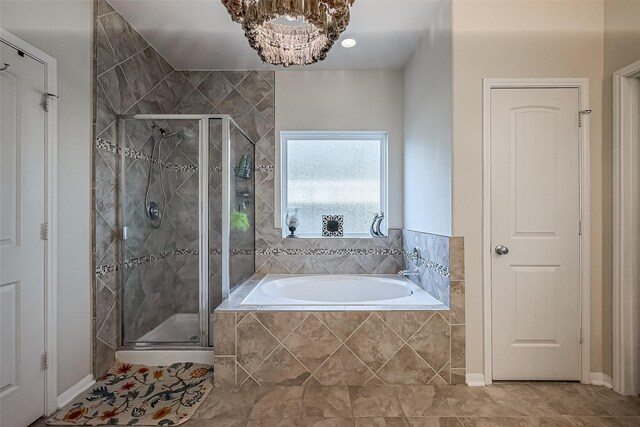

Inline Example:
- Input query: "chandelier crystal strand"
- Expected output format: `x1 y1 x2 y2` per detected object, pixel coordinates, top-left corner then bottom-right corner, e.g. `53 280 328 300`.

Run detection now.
221 0 355 67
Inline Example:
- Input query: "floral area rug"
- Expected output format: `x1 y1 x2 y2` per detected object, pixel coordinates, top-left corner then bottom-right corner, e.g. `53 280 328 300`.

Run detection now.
47 361 213 425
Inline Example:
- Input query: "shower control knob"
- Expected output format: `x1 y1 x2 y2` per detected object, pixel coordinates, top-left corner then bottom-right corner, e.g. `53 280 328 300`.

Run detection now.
494 245 509 255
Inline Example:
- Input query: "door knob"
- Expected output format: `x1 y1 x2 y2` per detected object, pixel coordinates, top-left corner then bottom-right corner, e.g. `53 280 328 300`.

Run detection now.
495 245 509 255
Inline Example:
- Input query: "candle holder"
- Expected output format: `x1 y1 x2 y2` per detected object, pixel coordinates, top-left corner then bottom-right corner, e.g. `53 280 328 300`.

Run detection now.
285 208 300 238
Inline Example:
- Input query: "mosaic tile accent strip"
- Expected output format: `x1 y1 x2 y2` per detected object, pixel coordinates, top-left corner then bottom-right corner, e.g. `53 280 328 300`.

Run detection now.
213 309 462 386
96 138 198 171
95 262 119 277
123 247 199 268
232 249 255 256
95 247 203 277
256 248 403 257
255 164 275 172
98 136 269 174
402 250 450 278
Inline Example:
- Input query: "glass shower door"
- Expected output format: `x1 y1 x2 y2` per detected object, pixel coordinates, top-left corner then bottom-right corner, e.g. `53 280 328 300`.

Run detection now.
228 122 256 293
119 117 202 345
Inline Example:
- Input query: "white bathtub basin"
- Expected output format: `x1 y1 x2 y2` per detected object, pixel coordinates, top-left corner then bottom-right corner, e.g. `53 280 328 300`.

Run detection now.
240 274 446 308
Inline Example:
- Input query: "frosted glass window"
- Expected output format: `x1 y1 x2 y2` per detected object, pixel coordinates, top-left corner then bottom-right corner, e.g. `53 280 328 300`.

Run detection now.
281 132 387 238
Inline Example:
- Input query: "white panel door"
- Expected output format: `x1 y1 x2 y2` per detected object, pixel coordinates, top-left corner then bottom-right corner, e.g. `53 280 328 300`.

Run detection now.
491 88 581 380
0 41 47 426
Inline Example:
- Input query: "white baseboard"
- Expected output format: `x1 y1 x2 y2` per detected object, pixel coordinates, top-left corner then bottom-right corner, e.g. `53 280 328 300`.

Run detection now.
57 374 95 408
466 373 486 387
590 372 613 389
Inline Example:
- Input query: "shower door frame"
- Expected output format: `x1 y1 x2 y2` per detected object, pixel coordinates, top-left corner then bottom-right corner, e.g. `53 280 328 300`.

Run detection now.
117 114 253 349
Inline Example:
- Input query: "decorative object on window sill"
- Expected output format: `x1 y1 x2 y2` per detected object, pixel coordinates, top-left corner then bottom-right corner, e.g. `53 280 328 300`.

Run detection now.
285 207 300 238
370 212 386 237
322 215 344 237
221 0 355 67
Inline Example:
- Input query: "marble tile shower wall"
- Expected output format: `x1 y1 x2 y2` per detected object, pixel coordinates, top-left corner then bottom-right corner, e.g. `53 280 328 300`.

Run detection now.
93 0 274 377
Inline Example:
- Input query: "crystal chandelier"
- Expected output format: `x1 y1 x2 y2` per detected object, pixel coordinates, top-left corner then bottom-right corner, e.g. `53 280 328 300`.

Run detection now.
221 0 355 67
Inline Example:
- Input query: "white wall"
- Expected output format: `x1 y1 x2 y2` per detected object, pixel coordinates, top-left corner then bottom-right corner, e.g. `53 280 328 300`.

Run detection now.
451 0 605 378
275 70 404 229
403 0 452 235
0 0 93 395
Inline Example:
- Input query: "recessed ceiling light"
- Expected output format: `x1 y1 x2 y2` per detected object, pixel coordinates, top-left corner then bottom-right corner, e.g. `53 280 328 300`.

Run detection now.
341 38 357 48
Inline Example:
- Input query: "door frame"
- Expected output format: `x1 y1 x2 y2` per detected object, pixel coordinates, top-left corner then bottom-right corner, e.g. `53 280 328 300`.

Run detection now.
482 78 591 385
613 59 640 396
0 28 58 415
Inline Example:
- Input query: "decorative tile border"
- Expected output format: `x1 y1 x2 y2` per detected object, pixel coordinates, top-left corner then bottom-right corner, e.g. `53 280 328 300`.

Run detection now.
98 137 271 174
402 250 450 278
255 164 275 172
256 248 403 257
95 247 204 277
95 262 119 277
123 247 199 268
94 247 256 277
232 249 255 256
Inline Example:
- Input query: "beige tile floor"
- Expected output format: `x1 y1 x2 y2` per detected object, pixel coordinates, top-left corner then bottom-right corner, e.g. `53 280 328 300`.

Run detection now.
30 383 640 427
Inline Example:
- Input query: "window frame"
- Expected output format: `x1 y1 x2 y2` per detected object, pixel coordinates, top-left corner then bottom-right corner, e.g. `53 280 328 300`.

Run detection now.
280 130 388 238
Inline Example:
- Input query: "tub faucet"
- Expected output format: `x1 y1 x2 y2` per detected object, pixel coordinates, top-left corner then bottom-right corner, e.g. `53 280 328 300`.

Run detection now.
397 267 419 278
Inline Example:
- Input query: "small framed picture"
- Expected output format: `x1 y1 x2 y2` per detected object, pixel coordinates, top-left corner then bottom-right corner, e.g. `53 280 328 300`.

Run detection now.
322 215 344 237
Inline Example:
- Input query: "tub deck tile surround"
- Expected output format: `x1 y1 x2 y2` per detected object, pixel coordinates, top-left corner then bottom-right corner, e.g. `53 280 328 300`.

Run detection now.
213 273 464 387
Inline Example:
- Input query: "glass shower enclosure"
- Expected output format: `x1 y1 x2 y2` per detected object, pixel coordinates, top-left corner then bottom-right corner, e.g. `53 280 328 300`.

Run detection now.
117 115 255 348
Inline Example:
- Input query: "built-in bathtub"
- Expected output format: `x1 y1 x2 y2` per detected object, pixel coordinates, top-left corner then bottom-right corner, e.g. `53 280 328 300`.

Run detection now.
213 273 463 387
241 274 447 309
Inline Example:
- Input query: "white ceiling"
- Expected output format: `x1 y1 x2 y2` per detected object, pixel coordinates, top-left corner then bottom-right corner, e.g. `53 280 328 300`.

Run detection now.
108 0 443 71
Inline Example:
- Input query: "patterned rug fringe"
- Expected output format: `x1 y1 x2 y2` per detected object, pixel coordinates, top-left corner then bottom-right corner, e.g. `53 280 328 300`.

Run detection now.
47 361 213 425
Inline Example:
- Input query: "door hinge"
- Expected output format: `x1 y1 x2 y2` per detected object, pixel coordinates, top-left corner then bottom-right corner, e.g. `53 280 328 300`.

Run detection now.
122 226 129 240
578 219 583 236
578 109 592 128
580 328 584 344
41 223 49 240
43 92 59 112
41 351 49 369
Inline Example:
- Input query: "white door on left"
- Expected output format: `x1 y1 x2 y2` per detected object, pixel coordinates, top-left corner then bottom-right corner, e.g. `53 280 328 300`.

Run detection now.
0 40 47 426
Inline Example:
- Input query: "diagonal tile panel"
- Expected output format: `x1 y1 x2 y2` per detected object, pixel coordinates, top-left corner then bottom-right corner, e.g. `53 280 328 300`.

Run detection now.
345 313 404 371
376 345 437 385
238 108 271 143
99 12 137 62
180 71 211 88
98 65 136 114
378 311 432 341
315 312 370 341
314 345 373 386
220 70 250 87
407 313 451 372
216 89 254 121
197 71 234 106
252 346 311 386
236 70 273 105
283 314 341 372
236 314 279 374
255 312 308 341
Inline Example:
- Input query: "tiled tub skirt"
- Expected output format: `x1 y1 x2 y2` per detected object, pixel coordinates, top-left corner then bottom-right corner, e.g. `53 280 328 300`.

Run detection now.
212 310 465 387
